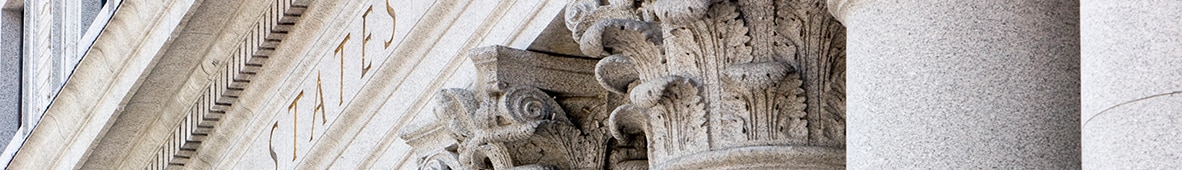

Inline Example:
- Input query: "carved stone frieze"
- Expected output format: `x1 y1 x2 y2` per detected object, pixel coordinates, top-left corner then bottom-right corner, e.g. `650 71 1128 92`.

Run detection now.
404 0 846 168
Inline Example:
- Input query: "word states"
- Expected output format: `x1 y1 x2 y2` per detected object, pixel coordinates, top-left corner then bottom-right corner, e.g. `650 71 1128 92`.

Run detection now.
268 0 401 167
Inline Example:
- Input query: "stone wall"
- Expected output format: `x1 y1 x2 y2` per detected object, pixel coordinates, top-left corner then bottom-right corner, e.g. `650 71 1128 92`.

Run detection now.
0 0 113 164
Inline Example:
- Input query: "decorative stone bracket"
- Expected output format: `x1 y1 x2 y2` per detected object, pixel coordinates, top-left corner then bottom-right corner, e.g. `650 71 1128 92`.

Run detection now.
401 46 635 170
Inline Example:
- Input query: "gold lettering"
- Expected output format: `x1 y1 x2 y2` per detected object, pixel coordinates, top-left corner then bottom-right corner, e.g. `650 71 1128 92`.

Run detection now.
384 0 396 48
311 72 327 141
361 7 375 78
269 122 279 168
334 35 350 105
273 0 402 163
287 91 304 161
361 1 397 78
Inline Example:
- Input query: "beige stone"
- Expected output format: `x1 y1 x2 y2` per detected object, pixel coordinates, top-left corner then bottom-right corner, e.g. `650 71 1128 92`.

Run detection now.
4 0 567 168
400 0 847 169
10 0 1181 169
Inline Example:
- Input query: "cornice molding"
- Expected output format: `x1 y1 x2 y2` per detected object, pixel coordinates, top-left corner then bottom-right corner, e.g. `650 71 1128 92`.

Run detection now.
147 0 310 168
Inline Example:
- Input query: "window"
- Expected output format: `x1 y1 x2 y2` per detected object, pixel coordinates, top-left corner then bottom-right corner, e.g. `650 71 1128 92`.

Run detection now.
0 0 122 165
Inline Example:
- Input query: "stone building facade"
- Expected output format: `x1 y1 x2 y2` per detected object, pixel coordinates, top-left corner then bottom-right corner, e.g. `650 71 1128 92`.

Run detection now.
0 0 1178 169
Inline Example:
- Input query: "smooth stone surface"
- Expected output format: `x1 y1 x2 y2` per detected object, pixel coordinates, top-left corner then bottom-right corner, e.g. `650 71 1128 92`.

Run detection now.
1081 1 1182 168
0 8 21 151
1083 95 1182 169
842 1 1080 169
80 0 241 168
7 0 199 168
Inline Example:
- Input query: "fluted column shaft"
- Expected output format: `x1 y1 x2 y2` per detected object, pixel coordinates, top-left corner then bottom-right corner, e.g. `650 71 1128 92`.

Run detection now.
834 1 1081 168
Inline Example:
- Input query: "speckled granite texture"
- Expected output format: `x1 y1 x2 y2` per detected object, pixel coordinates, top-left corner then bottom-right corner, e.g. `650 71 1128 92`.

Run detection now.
841 1 1081 169
1082 1 1182 169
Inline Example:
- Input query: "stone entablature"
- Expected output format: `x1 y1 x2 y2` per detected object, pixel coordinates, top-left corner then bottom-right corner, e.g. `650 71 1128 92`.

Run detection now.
6 0 204 167
185 0 568 169
149 0 310 168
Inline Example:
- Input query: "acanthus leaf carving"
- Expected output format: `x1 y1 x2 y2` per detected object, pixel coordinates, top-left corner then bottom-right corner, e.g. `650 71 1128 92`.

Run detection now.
569 0 845 169
432 86 590 170
720 62 809 146
402 47 619 170
624 75 709 163
407 0 846 168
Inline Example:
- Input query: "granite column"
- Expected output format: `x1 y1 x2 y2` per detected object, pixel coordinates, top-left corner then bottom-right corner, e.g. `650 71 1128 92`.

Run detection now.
832 1 1081 168
1081 1 1182 169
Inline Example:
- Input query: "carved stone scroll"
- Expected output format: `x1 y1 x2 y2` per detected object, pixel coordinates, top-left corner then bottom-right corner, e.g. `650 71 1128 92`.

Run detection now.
567 0 846 168
401 46 628 170
404 0 846 168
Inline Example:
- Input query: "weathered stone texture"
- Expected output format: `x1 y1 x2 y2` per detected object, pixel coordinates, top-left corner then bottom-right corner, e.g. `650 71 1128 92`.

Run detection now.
7 0 199 168
405 0 848 169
